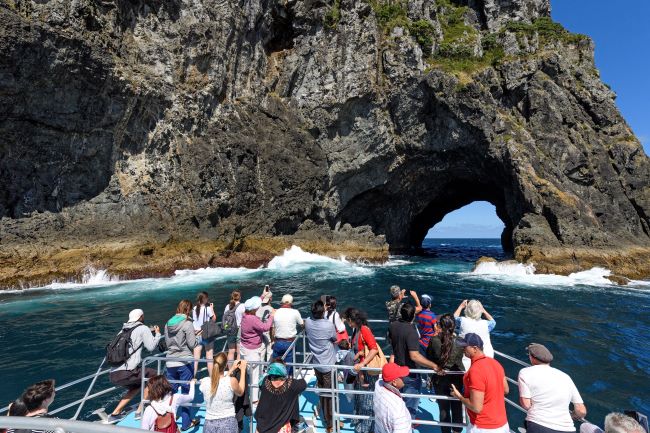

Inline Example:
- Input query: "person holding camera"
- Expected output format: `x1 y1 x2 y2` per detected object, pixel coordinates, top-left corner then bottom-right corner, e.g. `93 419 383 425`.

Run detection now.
193 291 217 376
108 308 161 423
386 286 422 323
199 353 247 433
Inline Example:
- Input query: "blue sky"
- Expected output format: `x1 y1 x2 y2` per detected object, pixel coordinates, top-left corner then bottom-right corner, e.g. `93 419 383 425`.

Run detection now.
427 0 650 239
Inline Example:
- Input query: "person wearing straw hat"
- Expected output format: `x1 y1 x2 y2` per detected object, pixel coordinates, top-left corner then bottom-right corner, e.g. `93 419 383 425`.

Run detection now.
518 343 587 433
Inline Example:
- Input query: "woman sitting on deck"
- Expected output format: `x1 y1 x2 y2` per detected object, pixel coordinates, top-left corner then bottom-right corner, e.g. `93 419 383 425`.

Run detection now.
198 353 247 433
255 359 307 433
342 307 380 433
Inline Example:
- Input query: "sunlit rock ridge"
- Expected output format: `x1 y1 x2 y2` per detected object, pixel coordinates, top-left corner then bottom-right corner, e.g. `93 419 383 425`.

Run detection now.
1 0 649 287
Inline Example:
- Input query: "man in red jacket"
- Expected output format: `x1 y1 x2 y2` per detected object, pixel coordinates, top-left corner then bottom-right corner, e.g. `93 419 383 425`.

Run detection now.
451 333 510 433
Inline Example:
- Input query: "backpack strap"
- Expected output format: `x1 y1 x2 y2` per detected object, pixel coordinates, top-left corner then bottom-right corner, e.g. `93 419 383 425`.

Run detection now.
125 323 145 361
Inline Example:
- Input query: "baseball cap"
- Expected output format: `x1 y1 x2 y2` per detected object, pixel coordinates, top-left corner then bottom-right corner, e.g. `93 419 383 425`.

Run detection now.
420 294 432 308
244 296 262 311
382 362 410 382
128 309 144 322
281 294 293 304
456 333 484 349
389 285 401 298
527 343 553 363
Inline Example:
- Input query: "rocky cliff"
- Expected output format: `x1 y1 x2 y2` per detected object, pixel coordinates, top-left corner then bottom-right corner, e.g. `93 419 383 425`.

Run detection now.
1 0 649 287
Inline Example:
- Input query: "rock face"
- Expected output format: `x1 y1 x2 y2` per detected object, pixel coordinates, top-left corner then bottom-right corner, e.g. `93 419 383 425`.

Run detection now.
1 0 649 287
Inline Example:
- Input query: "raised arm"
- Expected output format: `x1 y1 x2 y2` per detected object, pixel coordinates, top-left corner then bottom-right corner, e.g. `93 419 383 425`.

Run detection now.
230 360 248 397
410 290 423 314
454 300 468 318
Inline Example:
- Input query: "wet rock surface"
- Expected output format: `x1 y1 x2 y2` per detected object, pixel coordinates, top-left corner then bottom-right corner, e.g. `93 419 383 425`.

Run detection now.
1 0 649 287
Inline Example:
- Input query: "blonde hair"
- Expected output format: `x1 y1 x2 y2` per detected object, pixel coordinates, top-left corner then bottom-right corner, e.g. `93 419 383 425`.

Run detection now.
176 299 192 316
465 299 483 320
210 352 229 397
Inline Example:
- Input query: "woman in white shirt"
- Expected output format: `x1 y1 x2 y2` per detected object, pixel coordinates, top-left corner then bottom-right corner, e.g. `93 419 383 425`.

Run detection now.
453 299 496 370
193 291 217 376
199 353 247 433
141 375 196 431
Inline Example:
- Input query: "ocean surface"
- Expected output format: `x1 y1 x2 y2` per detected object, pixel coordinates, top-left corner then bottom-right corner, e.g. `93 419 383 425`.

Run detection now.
0 238 648 425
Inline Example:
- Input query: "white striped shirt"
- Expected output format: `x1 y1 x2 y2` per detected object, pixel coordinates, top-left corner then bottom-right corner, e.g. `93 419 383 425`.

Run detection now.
373 380 412 433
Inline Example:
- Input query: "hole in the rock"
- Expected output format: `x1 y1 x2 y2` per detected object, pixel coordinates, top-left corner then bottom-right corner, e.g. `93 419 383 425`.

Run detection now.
421 201 507 260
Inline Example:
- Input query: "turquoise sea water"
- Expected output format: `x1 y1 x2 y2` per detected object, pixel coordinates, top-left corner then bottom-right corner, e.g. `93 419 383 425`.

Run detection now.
0 239 648 425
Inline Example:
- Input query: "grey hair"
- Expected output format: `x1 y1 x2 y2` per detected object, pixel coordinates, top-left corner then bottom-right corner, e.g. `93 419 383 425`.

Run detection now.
605 413 645 433
465 299 483 320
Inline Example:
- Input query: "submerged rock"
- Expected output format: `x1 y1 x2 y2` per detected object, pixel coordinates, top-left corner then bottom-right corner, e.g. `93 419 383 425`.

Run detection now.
0 0 649 287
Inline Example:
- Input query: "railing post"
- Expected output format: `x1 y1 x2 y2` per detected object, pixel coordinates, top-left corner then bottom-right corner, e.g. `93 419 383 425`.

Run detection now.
72 357 106 420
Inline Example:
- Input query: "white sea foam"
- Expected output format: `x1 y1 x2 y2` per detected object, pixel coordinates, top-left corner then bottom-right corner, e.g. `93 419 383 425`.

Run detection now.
267 245 373 276
472 260 536 276
465 261 640 287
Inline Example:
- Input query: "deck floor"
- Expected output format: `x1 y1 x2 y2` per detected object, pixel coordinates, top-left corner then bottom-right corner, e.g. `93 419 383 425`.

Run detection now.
117 373 457 433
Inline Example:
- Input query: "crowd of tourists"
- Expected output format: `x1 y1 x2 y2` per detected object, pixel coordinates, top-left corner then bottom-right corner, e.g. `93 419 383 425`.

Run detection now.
2 286 648 433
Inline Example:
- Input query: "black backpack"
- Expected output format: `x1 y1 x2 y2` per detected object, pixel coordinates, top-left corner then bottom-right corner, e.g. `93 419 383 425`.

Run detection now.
106 324 144 367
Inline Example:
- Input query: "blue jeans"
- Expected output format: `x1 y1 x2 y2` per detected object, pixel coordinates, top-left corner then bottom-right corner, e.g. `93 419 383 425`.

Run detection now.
166 364 194 429
271 340 294 375
402 373 421 416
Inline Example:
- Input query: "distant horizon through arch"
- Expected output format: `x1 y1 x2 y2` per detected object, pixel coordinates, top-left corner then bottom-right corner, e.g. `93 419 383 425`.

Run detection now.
425 201 505 239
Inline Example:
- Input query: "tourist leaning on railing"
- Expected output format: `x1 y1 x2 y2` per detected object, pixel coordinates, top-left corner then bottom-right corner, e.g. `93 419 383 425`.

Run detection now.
271 294 303 375
198 354 246 433
342 307 379 433
426 313 465 433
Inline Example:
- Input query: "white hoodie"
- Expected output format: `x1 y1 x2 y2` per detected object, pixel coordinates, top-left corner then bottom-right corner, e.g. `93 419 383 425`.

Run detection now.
141 383 195 431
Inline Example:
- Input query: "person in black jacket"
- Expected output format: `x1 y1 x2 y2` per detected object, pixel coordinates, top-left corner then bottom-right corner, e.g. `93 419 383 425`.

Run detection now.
255 359 307 433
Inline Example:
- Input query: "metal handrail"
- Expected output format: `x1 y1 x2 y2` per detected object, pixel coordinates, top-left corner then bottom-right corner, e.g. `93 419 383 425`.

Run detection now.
0 416 148 432
3 318 589 431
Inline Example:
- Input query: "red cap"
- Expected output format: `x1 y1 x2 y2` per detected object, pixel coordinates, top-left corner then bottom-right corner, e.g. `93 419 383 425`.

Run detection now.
382 362 410 382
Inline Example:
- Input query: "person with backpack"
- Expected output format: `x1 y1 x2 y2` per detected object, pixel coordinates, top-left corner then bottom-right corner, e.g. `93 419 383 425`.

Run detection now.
164 300 199 431
223 290 245 362
141 375 196 432
324 296 349 343
108 308 161 423
192 291 217 377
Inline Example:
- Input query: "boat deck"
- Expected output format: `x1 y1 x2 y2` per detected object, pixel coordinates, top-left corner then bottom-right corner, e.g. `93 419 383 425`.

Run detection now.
117 372 455 433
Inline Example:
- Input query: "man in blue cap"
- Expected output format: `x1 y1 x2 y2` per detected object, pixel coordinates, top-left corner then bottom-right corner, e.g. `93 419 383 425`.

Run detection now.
451 333 509 433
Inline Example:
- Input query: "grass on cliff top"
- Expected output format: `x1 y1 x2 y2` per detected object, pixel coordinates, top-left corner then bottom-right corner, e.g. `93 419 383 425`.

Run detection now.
504 17 588 46
365 0 436 53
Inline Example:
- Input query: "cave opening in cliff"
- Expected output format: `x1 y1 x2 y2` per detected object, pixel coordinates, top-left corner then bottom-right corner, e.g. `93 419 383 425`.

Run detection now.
421 201 507 258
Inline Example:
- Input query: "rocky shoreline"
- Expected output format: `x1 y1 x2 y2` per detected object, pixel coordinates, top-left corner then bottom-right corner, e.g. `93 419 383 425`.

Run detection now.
0 236 389 290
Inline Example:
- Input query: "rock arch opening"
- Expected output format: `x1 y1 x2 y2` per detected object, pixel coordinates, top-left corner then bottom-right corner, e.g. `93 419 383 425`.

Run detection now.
424 201 506 241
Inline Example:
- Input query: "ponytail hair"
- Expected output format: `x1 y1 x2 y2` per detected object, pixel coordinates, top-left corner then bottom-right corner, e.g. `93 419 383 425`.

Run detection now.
437 313 456 368
195 291 209 317
228 290 241 310
210 352 229 397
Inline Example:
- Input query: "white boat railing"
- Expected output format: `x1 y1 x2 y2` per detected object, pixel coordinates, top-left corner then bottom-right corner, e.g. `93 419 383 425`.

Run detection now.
1 318 590 433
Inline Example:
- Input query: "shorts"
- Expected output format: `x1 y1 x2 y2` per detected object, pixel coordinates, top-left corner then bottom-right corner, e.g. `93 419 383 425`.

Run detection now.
198 336 216 347
226 334 239 346
109 367 157 391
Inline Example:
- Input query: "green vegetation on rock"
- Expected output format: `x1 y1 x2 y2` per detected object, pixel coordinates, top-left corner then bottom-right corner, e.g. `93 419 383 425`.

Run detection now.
369 1 435 53
324 0 341 29
504 17 588 45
